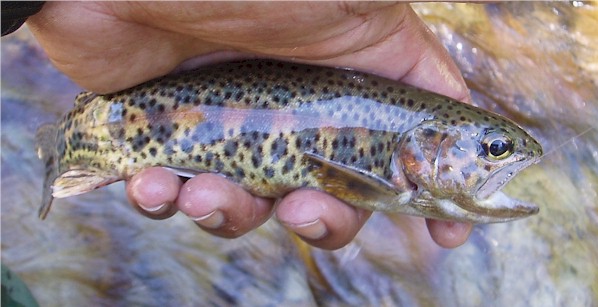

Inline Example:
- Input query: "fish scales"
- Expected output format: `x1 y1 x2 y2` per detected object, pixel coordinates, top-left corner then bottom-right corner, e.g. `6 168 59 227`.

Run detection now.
36 59 543 223
51 61 433 194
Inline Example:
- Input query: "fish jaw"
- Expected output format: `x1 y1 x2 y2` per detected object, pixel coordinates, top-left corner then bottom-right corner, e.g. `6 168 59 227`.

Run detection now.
407 190 539 223
438 163 541 222
475 154 541 201
465 157 541 222
475 190 539 221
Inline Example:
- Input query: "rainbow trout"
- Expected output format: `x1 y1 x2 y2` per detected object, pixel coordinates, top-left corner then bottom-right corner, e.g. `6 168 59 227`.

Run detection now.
36 60 543 223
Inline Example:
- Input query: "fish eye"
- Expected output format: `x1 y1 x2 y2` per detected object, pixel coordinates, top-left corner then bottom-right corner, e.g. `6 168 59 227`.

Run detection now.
482 134 513 160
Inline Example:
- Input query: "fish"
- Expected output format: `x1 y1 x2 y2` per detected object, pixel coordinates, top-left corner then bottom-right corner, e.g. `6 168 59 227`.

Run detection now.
35 59 543 223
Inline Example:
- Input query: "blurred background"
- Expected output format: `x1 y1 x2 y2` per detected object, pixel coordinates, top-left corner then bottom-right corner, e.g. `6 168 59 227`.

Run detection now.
2 2 597 306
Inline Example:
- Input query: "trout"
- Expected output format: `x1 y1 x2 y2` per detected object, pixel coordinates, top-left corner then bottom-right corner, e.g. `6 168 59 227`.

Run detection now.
36 60 543 223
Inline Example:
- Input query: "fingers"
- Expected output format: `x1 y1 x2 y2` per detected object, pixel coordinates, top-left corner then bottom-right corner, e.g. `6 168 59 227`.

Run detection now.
175 174 274 238
425 219 473 248
126 167 181 219
127 169 368 248
127 169 275 238
276 190 372 250
394 8 472 103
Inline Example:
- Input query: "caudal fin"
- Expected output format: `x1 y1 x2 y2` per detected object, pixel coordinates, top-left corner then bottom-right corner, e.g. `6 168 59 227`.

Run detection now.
36 124 60 220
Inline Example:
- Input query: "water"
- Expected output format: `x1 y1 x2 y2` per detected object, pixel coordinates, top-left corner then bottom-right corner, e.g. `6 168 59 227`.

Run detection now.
2 2 597 306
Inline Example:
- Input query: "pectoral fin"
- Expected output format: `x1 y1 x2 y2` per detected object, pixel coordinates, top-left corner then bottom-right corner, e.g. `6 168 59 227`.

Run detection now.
303 152 400 210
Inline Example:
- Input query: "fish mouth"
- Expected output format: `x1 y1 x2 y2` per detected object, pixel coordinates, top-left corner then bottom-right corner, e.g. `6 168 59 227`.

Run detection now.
475 156 540 200
461 156 541 220
448 179 539 222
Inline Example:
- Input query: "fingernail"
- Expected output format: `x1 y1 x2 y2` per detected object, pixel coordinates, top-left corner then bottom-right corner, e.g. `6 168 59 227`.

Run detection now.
138 202 168 213
286 219 328 240
192 210 225 229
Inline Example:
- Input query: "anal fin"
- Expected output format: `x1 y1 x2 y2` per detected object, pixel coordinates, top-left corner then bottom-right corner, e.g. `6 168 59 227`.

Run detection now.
53 169 121 198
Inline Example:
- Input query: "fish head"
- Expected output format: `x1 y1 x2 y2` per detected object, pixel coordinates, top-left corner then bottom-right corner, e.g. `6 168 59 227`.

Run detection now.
395 116 543 222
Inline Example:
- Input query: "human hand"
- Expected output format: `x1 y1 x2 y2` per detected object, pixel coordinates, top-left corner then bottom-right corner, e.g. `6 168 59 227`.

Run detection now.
27 2 473 249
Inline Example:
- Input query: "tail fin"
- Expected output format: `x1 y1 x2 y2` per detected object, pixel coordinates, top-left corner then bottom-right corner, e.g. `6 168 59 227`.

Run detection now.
36 124 60 220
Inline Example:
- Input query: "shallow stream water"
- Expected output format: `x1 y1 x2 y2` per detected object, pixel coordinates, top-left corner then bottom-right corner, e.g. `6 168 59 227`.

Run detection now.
2 2 597 306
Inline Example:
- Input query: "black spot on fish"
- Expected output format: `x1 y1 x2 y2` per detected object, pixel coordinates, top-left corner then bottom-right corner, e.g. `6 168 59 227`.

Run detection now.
180 139 194 153
295 138 302 150
234 91 244 102
423 128 437 137
282 155 296 175
215 160 225 172
130 134 149 152
270 137 288 163
192 121 224 145
235 168 245 179
462 171 471 180
251 154 262 168
163 143 175 156
224 140 238 157
205 152 214 167
263 166 275 178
